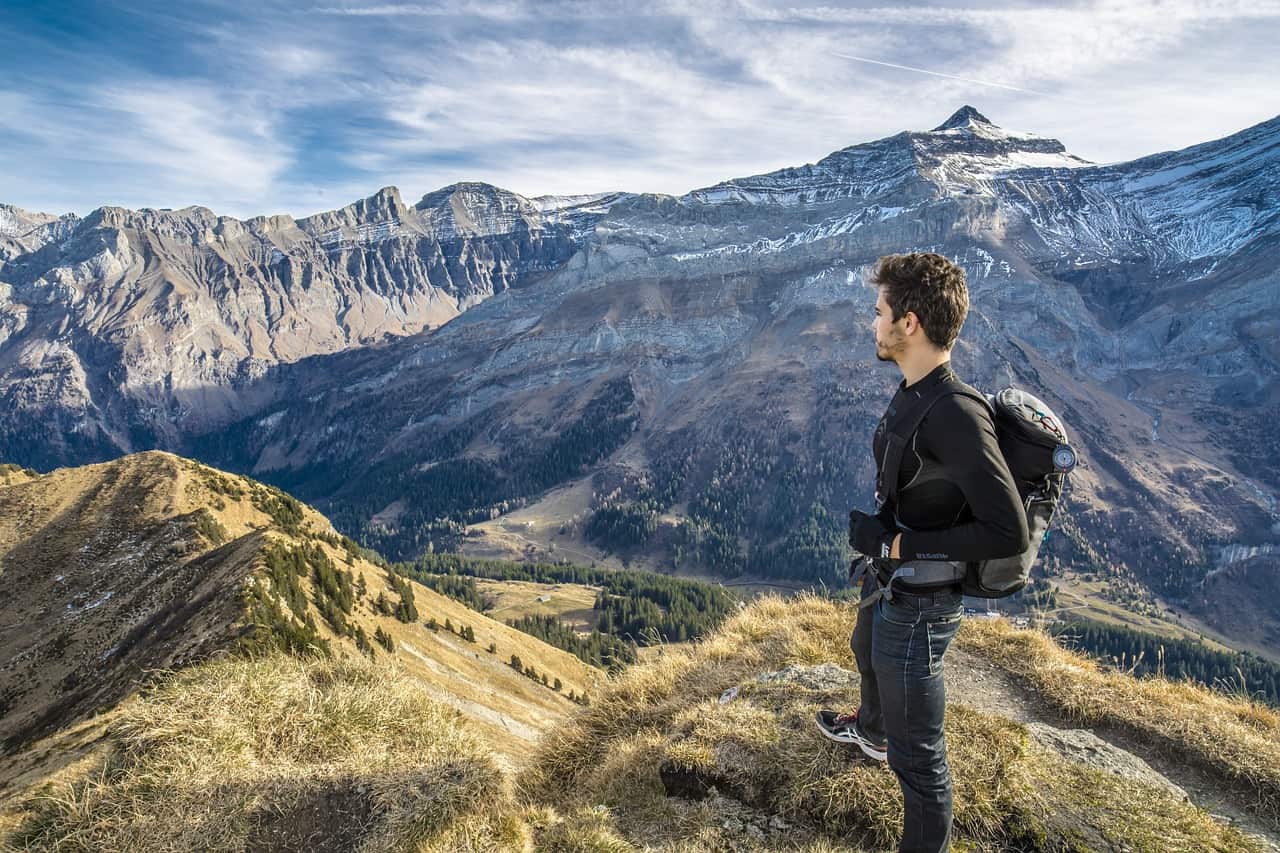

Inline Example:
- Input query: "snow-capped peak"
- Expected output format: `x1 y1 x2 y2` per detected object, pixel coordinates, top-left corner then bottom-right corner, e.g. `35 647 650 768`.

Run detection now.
912 105 1093 185
933 105 993 132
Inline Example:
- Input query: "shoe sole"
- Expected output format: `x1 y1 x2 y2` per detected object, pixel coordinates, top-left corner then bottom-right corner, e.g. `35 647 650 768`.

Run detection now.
814 713 888 761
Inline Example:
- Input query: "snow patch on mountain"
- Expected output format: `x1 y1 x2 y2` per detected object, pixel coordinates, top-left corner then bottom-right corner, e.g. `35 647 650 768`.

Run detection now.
670 204 916 262
0 207 21 237
319 220 402 251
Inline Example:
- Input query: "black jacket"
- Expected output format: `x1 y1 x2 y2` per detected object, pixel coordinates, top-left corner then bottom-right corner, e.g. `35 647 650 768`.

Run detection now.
873 361 1030 569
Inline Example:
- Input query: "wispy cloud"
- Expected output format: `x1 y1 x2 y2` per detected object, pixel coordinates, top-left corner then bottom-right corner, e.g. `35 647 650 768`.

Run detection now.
0 0 1276 218
0 83 291 215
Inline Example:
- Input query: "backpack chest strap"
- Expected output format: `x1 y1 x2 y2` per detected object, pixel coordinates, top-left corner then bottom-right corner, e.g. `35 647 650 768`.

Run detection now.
877 383 990 511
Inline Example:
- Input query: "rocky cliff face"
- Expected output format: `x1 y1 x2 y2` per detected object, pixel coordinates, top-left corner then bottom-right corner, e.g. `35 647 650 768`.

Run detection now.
0 204 80 263
3 107 1278 649
0 184 604 464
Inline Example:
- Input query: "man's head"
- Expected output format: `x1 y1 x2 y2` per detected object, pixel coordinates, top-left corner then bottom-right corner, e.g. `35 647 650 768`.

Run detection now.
868 252 969 364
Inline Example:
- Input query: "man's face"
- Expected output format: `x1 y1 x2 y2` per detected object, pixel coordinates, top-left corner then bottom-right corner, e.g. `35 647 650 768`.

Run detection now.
871 287 908 363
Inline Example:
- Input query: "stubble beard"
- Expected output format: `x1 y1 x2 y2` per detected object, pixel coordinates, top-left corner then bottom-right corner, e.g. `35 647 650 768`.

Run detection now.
875 335 904 364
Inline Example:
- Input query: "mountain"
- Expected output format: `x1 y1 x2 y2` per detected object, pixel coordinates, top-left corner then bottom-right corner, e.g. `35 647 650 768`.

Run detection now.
0 184 613 464
3 106 1279 655
0 204 79 263
0 451 599 791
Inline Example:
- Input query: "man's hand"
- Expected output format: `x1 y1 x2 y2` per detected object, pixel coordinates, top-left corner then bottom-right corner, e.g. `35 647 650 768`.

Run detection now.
849 510 898 559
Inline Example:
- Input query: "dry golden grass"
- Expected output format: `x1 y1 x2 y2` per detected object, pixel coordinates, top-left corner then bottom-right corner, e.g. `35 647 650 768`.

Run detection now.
4 655 518 852
328 552 601 764
523 595 1263 852
0 463 38 488
958 617 1280 828
6 591 1271 851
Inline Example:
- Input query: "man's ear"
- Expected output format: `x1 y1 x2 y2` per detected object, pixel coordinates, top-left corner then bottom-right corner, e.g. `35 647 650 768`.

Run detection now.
903 311 921 336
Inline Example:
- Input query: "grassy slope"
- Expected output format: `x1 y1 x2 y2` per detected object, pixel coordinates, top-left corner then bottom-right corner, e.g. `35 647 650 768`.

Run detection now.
0 452 599 795
339 563 602 761
9 594 1280 850
6 656 526 852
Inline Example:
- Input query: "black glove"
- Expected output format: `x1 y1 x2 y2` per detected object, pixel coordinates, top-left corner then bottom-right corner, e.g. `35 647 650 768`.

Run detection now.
849 509 895 559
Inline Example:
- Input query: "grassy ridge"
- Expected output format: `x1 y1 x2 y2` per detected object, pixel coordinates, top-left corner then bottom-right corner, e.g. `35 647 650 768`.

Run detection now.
523 595 1272 850
9 595 1279 850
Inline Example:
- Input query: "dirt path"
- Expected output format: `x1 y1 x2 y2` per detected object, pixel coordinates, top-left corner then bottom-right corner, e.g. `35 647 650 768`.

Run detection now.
946 646 1280 851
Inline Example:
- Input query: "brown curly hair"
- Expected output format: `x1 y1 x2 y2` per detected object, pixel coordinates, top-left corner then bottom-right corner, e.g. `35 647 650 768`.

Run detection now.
871 252 969 350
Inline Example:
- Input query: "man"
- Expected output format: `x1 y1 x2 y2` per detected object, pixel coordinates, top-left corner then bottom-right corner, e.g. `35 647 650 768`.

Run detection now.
815 252 1029 853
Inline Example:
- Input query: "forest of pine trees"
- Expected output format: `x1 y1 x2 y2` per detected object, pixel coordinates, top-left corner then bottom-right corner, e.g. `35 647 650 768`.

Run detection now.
413 573 488 611
406 553 736 648
1052 619 1280 706
326 377 639 560
387 571 419 622
239 541 358 658
506 614 636 672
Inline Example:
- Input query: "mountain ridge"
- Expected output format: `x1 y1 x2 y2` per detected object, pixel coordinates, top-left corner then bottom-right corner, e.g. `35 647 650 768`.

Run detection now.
0 450 599 781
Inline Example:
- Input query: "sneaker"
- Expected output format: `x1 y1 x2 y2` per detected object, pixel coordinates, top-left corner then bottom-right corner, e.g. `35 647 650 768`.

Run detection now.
815 709 888 762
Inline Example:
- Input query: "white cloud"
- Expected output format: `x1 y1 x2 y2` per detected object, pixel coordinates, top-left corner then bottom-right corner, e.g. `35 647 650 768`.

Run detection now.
2 0 1277 217
0 83 291 216
101 85 288 194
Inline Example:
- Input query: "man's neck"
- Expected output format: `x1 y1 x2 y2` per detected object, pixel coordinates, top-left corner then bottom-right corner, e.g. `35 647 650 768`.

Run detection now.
899 350 952 388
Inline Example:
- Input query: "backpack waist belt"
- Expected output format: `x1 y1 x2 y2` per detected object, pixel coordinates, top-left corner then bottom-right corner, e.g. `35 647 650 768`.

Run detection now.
850 556 966 609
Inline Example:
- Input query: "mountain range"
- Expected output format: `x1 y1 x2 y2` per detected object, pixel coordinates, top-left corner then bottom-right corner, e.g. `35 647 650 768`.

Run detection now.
2 106 1278 654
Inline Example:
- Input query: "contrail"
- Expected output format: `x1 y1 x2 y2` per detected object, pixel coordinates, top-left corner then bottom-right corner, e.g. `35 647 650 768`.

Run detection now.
830 52 1052 96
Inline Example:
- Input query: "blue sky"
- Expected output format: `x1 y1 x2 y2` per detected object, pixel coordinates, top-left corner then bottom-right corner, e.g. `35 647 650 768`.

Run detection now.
2 0 1278 219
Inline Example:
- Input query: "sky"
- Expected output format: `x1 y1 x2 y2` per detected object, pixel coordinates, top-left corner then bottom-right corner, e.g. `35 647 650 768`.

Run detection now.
1 0 1278 219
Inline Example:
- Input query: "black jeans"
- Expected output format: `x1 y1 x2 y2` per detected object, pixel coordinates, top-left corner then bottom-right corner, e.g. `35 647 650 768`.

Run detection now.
851 575 964 853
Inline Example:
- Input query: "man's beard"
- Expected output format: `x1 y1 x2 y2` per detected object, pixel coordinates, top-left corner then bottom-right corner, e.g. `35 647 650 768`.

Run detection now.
875 336 904 363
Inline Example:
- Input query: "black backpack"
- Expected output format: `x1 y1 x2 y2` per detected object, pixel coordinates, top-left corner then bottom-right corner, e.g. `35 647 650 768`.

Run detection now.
867 381 1076 600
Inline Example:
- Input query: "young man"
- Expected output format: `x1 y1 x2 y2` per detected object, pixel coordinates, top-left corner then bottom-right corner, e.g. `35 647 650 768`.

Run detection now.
815 252 1029 853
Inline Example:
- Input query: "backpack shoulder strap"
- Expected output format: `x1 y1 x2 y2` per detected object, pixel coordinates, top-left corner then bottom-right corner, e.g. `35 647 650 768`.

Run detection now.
878 382 991 510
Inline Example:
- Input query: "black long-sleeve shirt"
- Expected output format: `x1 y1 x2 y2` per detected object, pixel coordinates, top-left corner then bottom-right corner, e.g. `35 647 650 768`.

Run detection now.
873 361 1029 563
